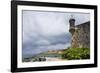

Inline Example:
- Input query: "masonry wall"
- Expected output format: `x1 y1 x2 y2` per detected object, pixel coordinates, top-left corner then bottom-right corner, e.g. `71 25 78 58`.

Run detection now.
70 21 90 48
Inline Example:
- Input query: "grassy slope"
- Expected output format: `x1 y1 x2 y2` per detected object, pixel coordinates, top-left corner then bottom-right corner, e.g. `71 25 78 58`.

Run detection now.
61 48 90 60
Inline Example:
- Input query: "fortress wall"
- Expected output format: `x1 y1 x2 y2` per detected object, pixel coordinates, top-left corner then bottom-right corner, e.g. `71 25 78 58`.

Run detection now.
71 21 90 48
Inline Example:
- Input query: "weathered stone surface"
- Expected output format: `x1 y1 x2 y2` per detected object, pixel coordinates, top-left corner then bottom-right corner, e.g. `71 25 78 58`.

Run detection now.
69 21 90 48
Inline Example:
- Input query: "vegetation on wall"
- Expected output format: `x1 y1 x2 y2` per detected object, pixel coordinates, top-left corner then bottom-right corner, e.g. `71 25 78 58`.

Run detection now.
61 48 90 60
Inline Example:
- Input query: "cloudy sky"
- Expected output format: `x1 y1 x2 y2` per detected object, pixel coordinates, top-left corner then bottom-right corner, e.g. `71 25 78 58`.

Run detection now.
22 10 90 58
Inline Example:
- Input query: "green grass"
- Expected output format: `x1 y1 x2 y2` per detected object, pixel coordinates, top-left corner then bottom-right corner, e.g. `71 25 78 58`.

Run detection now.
61 48 90 60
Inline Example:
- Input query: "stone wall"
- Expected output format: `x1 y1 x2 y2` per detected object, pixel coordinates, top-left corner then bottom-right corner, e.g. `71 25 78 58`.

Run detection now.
70 21 90 48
